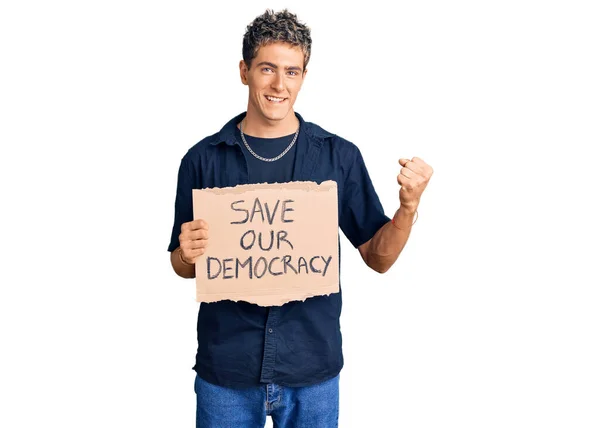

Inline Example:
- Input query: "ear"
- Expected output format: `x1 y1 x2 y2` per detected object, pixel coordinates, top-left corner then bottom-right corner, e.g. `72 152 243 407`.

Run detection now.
239 60 249 85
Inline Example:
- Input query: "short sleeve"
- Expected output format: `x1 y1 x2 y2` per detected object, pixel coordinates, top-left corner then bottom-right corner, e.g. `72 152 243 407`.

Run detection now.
167 156 196 252
339 146 390 248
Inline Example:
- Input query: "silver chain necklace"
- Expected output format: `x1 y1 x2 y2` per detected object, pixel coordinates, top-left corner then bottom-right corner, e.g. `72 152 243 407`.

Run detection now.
239 119 299 162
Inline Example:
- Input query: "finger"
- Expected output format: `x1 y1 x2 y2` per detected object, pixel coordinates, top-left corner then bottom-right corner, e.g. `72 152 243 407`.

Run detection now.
405 161 426 176
398 158 410 167
192 247 207 258
401 168 416 179
397 173 411 187
189 239 209 250
410 157 433 176
181 219 209 232
179 228 208 245
187 228 209 240
182 247 206 263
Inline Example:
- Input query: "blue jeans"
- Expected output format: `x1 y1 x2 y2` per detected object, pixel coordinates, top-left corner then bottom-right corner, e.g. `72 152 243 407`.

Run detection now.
194 373 339 428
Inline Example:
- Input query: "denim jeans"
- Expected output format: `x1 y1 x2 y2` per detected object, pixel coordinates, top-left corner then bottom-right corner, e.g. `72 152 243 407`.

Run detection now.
194 373 339 428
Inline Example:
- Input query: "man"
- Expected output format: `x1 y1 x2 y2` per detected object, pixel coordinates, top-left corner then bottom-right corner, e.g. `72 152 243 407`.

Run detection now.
168 9 433 428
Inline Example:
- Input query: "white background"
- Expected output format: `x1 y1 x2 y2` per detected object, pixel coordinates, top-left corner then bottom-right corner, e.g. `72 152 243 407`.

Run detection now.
1 0 599 427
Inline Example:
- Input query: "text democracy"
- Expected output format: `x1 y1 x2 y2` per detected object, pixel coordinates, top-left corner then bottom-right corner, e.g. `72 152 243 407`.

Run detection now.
207 255 333 280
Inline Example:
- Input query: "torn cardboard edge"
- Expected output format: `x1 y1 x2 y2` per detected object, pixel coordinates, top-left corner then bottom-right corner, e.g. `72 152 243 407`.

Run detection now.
197 283 340 307
196 180 338 195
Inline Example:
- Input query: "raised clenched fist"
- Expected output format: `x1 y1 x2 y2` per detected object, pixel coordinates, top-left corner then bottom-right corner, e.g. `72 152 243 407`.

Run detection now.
397 157 433 212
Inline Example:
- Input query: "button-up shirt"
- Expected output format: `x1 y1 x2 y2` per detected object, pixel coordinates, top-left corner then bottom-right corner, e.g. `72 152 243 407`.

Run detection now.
168 112 389 388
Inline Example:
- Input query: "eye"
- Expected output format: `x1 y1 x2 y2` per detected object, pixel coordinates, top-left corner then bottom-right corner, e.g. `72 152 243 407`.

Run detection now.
262 67 274 73
287 71 298 76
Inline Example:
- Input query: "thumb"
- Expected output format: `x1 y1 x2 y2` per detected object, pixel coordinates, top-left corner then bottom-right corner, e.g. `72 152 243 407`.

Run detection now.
398 158 410 167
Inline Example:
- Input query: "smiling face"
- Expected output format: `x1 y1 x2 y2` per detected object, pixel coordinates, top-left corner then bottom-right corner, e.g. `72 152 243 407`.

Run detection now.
239 42 307 129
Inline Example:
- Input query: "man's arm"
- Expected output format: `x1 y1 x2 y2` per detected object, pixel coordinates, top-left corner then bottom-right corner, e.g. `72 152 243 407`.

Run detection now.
358 156 433 273
358 205 416 273
170 247 196 279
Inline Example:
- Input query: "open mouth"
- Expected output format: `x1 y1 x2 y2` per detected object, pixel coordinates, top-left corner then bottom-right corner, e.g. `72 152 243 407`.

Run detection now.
265 95 287 103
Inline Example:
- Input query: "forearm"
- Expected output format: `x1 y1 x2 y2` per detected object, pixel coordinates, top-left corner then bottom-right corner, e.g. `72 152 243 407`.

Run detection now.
170 247 196 279
365 205 416 273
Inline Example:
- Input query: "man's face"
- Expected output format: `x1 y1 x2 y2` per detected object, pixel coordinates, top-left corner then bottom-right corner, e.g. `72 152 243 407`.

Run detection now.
240 42 307 123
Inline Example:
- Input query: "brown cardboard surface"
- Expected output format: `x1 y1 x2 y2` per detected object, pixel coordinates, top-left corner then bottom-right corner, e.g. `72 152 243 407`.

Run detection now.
192 181 339 306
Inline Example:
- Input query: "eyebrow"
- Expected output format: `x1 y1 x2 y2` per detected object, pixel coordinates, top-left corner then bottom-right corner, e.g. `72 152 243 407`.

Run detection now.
256 61 303 72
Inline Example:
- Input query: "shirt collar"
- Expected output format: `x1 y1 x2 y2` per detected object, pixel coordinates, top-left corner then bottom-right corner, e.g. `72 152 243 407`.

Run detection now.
210 111 332 146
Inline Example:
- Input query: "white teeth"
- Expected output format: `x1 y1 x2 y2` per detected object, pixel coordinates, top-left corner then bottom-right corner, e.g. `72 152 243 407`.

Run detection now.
266 96 284 102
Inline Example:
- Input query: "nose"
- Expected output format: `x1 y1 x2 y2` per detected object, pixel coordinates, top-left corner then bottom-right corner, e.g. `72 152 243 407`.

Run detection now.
270 71 285 92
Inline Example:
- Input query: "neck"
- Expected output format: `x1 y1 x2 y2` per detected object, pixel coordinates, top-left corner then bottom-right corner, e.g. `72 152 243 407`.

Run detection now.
239 109 299 138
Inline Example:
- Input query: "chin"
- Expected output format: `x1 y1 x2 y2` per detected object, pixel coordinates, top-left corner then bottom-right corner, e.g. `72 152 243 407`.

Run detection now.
268 113 288 121
265 108 293 121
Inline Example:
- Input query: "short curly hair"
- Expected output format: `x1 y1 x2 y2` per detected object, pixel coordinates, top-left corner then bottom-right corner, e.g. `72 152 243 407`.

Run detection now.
242 9 312 71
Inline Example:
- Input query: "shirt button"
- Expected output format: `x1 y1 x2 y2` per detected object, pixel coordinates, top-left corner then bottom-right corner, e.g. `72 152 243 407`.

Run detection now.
268 328 273 333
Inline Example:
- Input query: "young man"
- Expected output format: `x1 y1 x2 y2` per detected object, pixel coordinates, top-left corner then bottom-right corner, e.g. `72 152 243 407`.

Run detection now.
168 9 433 427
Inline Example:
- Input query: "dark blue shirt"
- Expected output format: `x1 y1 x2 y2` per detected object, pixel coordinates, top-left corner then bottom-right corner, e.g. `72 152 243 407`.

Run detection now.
168 112 390 388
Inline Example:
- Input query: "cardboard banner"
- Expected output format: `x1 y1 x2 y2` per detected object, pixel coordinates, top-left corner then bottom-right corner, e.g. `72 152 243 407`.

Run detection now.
192 181 339 306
